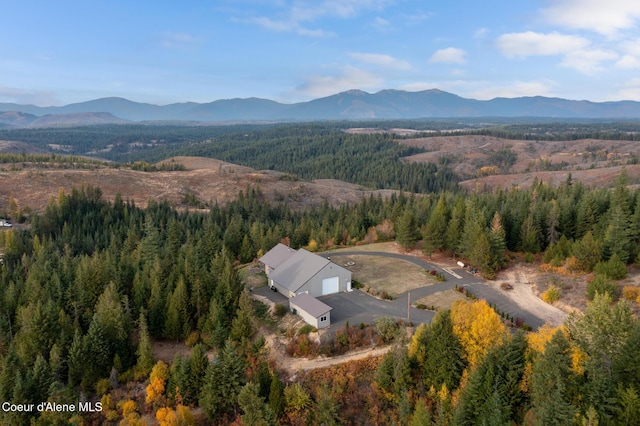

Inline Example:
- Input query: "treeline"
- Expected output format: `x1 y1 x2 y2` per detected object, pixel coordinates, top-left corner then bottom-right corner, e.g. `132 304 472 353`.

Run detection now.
166 129 459 193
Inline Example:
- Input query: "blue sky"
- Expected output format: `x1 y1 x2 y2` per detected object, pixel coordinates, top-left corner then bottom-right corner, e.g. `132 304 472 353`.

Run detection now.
2 0 640 105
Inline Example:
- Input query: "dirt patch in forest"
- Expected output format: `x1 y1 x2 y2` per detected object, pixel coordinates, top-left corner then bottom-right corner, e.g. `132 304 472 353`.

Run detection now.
489 264 571 326
151 339 192 364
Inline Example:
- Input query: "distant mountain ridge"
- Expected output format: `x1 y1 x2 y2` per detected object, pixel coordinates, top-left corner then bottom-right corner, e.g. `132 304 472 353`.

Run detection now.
2 89 640 125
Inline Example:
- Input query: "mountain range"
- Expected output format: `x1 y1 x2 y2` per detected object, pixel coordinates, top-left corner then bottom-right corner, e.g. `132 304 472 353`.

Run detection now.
2 89 640 127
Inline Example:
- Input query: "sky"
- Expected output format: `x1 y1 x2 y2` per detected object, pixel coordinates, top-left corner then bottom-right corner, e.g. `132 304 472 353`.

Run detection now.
2 0 640 106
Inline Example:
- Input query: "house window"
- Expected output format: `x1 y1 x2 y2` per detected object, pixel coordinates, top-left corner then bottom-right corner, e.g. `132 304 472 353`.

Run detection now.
320 316 327 322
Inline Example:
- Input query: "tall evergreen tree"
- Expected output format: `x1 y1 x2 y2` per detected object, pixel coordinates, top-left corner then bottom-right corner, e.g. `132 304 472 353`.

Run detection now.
396 208 420 249
422 195 448 257
530 331 578 425
199 340 246 422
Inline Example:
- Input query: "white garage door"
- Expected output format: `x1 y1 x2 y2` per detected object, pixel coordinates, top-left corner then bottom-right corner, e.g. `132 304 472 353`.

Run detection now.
322 277 339 295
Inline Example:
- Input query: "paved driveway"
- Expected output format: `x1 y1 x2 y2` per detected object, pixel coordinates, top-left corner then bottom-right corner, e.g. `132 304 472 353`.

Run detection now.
321 251 546 329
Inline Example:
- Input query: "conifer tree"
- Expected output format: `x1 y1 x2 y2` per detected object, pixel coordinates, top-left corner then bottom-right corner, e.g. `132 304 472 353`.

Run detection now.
135 312 154 377
530 331 577 425
200 340 246 422
269 373 285 418
396 208 419 249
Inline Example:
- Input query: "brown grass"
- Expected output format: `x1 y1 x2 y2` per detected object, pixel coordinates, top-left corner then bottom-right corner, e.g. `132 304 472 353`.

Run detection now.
328 254 437 297
0 156 400 213
413 290 468 311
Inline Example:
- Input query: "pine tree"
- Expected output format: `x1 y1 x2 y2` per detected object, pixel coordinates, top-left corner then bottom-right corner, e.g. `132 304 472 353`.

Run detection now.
488 211 507 271
269 373 285 418
410 399 432 426
396 208 419 250
185 344 208 405
530 331 578 426
199 340 246 422
238 382 276 426
422 195 448 257
420 309 466 391
135 312 154 377
573 231 603 272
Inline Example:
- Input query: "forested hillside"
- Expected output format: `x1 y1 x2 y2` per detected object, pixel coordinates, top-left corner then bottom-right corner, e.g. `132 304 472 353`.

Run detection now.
1 171 640 423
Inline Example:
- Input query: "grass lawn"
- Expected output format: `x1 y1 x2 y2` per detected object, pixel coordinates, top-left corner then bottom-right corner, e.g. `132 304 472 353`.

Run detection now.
328 254 438 297
413 290 468 311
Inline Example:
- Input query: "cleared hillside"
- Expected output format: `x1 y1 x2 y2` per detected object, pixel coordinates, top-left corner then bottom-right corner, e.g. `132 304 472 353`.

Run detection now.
0 156 399 213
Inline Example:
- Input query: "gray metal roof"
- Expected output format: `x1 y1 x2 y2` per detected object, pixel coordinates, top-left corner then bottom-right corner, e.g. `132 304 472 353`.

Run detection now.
289 293 332 317
259 243 296 269
270 248 330 292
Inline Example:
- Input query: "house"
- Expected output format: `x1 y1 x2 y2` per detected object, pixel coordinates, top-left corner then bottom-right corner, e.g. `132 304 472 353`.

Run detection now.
260 247 352 298
289 293 332 329
259 243 296 275
259 245 352 328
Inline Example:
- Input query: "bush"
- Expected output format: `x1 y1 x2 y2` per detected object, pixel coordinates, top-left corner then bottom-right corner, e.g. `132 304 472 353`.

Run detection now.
373 316 400 343
542 284 561 304
594 253 627 280
299 324 315 335
587 274 619 301
273 303 288 318
622 286 640 301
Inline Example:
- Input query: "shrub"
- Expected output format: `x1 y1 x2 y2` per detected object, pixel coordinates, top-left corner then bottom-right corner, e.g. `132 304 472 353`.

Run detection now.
586 274 619 301
622 286 640 301
594 253 627 280
500 282 513 291
374 316 400 343
273 303 288 318
299 324 314 335
542 284 561 304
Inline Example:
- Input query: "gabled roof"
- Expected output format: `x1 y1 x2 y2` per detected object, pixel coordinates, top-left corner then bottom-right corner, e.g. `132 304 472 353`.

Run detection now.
259 243 296 270
290 293 332 317
270 248 330 293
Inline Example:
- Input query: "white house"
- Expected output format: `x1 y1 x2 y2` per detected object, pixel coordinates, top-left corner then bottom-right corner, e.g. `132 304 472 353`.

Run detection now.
259 245 352 328
260 247 351 298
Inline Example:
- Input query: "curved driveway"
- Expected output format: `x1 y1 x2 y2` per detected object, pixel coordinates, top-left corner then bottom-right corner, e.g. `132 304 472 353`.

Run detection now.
320 251 545 330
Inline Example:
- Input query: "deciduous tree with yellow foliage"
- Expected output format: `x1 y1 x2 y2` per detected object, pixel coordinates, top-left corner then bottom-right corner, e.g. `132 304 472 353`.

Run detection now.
450 299 509 368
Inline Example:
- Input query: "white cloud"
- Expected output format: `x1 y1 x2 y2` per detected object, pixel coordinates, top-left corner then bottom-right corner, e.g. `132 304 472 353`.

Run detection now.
248 16 332 36
470 81 556 100
618 78 640 100
349 52 412 70
294 66 382 98
560 49 618 74
541 0 640 37
616 38 640 68
496 31 589 57
496 31 617 75
247 0 395 36
429 47 466 64
616 55 640 69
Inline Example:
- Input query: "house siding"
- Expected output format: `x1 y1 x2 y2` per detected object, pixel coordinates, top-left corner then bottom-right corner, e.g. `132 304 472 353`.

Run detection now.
296 263 351 297
290 300 331 329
